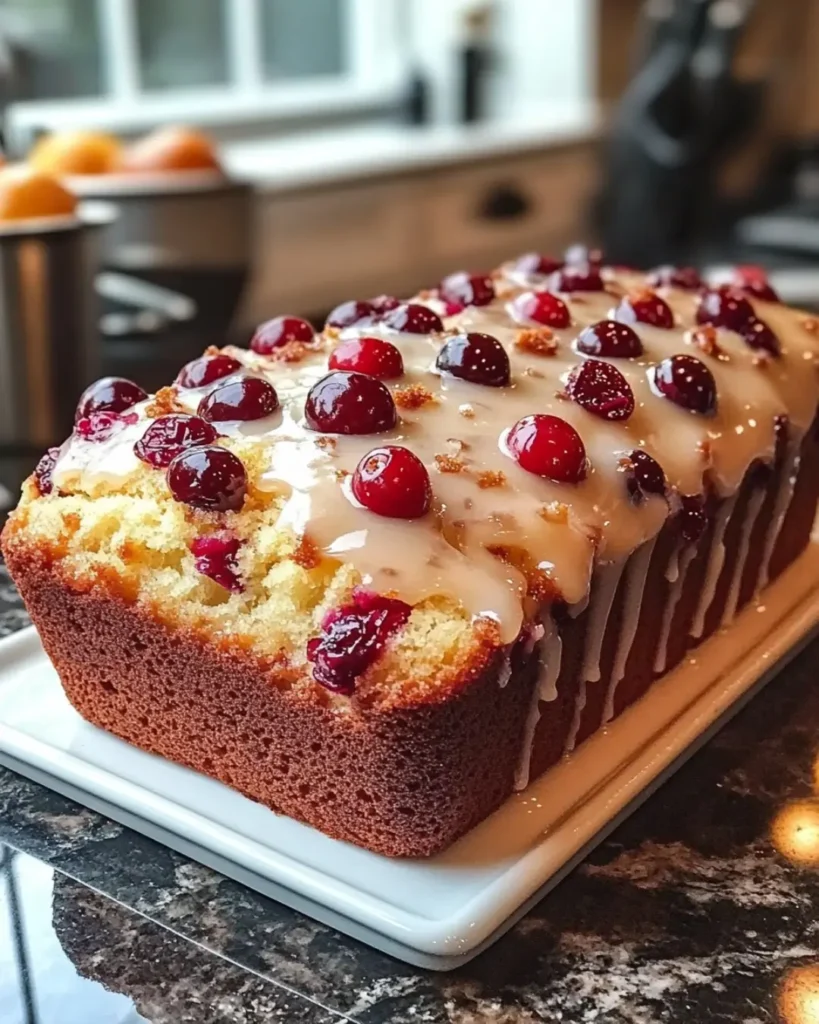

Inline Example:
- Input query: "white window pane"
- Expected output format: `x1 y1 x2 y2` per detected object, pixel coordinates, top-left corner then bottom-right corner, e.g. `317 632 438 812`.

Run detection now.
0 0 103 99
136 0 229 91
260 0 346 82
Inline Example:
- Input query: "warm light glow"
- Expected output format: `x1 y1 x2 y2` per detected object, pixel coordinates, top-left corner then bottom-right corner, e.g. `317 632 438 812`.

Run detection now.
771 800 819 867
778 964 819 1024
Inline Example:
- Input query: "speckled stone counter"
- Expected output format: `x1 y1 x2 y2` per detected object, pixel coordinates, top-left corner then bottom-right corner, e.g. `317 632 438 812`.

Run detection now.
1 559 818 1024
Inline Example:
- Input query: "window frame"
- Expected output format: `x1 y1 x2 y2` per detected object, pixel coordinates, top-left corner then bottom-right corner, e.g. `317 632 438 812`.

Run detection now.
5 0 405 145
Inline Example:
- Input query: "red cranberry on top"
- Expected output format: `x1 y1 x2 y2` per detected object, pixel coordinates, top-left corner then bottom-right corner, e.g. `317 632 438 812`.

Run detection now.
352 445 432 519
696 285 755 333
34 447 61 496
647 265 703 290
565 360 635 421
438 271 495 308
75 410 137 443
251 316 314 354
613 291 674 329
548 264 604 293
198 377 280 423
134 414 218 468
436 332 511 387
514 252 562 277
575 320 643 358
732 265 779 303
623 449 666 503
325 298 378 330
305 371 397 435
176 354 242 390
369 294 401 314
506 414 588 483
651 354 717 414
564 244 603 267
329 337 404 380
167 445 247 512
383 302 443 335
510 290 571 329
75 377 147 421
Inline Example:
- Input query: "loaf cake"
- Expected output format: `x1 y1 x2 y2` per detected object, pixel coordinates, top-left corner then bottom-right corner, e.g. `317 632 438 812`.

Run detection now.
4 252 818 857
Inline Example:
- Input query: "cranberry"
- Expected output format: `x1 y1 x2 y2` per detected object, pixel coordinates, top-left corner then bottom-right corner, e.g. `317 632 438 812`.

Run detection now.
307 589 412 694
614 291 674 329
564 244 603 267
743 317 781 357
510 290 571 329
325 299 377 329
329 337 404 379
506 414 587 483
696 285 755 333
134 414 218 468
75 377 147 421
565 360 635 421
575 320 643 358
190 531 244 592
369 294 401 314
304 371 397 435
167 445 246 512
647 265 702 290
732 265 779 302
352 446 432 519
624 449 666 503
549 265 604 292
250 316 314 354
436 332 511 387
176 353 242 390
75 411 135 443
514 252 562 276
680 495 708 544
198 377 280 423
33 447 60 496
438 271 495 308
383 302 443 335
651 354 717 415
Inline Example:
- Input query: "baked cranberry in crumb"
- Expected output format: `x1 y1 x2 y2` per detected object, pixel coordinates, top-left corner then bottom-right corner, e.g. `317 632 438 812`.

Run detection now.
548 264 604 293
75 410 137 443
565 360 635 421
250 315 314 353
514 252 562 276
680 494 708 544
510 290 570 329
305 371 397 434
696 285 755 332
732 265 779 302
134 414 218 468
651 354 717 414
383 302 443 334
190 531 244 592
307 589 412 694
198 377 279 423
742 317 781 357
647 265 702 290
506 414 587 483
167 445 246 512
614 291 674 329
352 445 432 518
575 319 643 358
176 353 241 389
325 298 377 329
75 377 147 421
33 447 60 495
436 332 511 387
624 449 666 503
329 337 404 379
438 270 495 308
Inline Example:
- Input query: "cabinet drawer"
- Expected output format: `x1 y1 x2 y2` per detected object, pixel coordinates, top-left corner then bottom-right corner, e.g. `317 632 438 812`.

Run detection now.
420 148 597 266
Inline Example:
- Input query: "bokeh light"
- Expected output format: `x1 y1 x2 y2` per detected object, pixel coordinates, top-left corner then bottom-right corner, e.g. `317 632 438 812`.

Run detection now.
771 800 819 868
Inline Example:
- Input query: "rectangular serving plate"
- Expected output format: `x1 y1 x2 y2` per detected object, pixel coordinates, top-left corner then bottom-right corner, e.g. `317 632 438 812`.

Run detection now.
1 544 818 970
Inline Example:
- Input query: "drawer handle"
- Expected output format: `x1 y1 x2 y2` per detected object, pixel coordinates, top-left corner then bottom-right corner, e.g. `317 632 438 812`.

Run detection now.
478 183 532 221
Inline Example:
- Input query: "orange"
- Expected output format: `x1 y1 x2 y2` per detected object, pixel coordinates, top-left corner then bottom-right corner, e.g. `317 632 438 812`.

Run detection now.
0 165 78 221
30 130 122 176
117 125 222 174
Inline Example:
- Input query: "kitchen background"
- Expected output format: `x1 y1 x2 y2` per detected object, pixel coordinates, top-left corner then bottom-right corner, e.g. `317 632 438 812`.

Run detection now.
1 0 819 506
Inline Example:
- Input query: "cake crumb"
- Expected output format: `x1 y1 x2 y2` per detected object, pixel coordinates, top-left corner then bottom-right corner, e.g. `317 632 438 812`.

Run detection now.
459 403 475 418
434 454 464 474
266 340 315 363
315 436 337 452
394 384 435 409
334 468 350 482
801 316 819 334
515 327 558 356
145 386 184 417
292 535 321 569
538 501 569 524
446 437 469 455
686 325 726 360
477 470 506 489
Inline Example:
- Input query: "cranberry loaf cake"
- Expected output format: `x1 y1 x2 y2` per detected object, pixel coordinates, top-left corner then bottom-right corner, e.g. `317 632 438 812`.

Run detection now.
4 253 819 857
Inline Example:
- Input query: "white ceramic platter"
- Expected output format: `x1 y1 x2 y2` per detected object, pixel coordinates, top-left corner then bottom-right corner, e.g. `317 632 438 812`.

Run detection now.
1 546 817 970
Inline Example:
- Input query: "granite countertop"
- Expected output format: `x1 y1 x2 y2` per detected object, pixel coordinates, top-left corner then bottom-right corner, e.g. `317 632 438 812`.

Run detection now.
1 561 818 1024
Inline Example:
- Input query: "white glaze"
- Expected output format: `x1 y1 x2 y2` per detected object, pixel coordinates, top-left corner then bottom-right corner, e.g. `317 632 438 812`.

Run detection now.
654 545 697 674
757 440 802 591
513 616 562 791
722 487 767 626
580 560 626 684
690 494 738 639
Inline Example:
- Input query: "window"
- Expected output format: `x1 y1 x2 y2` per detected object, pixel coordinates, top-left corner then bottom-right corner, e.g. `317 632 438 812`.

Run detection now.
3 0 403 149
